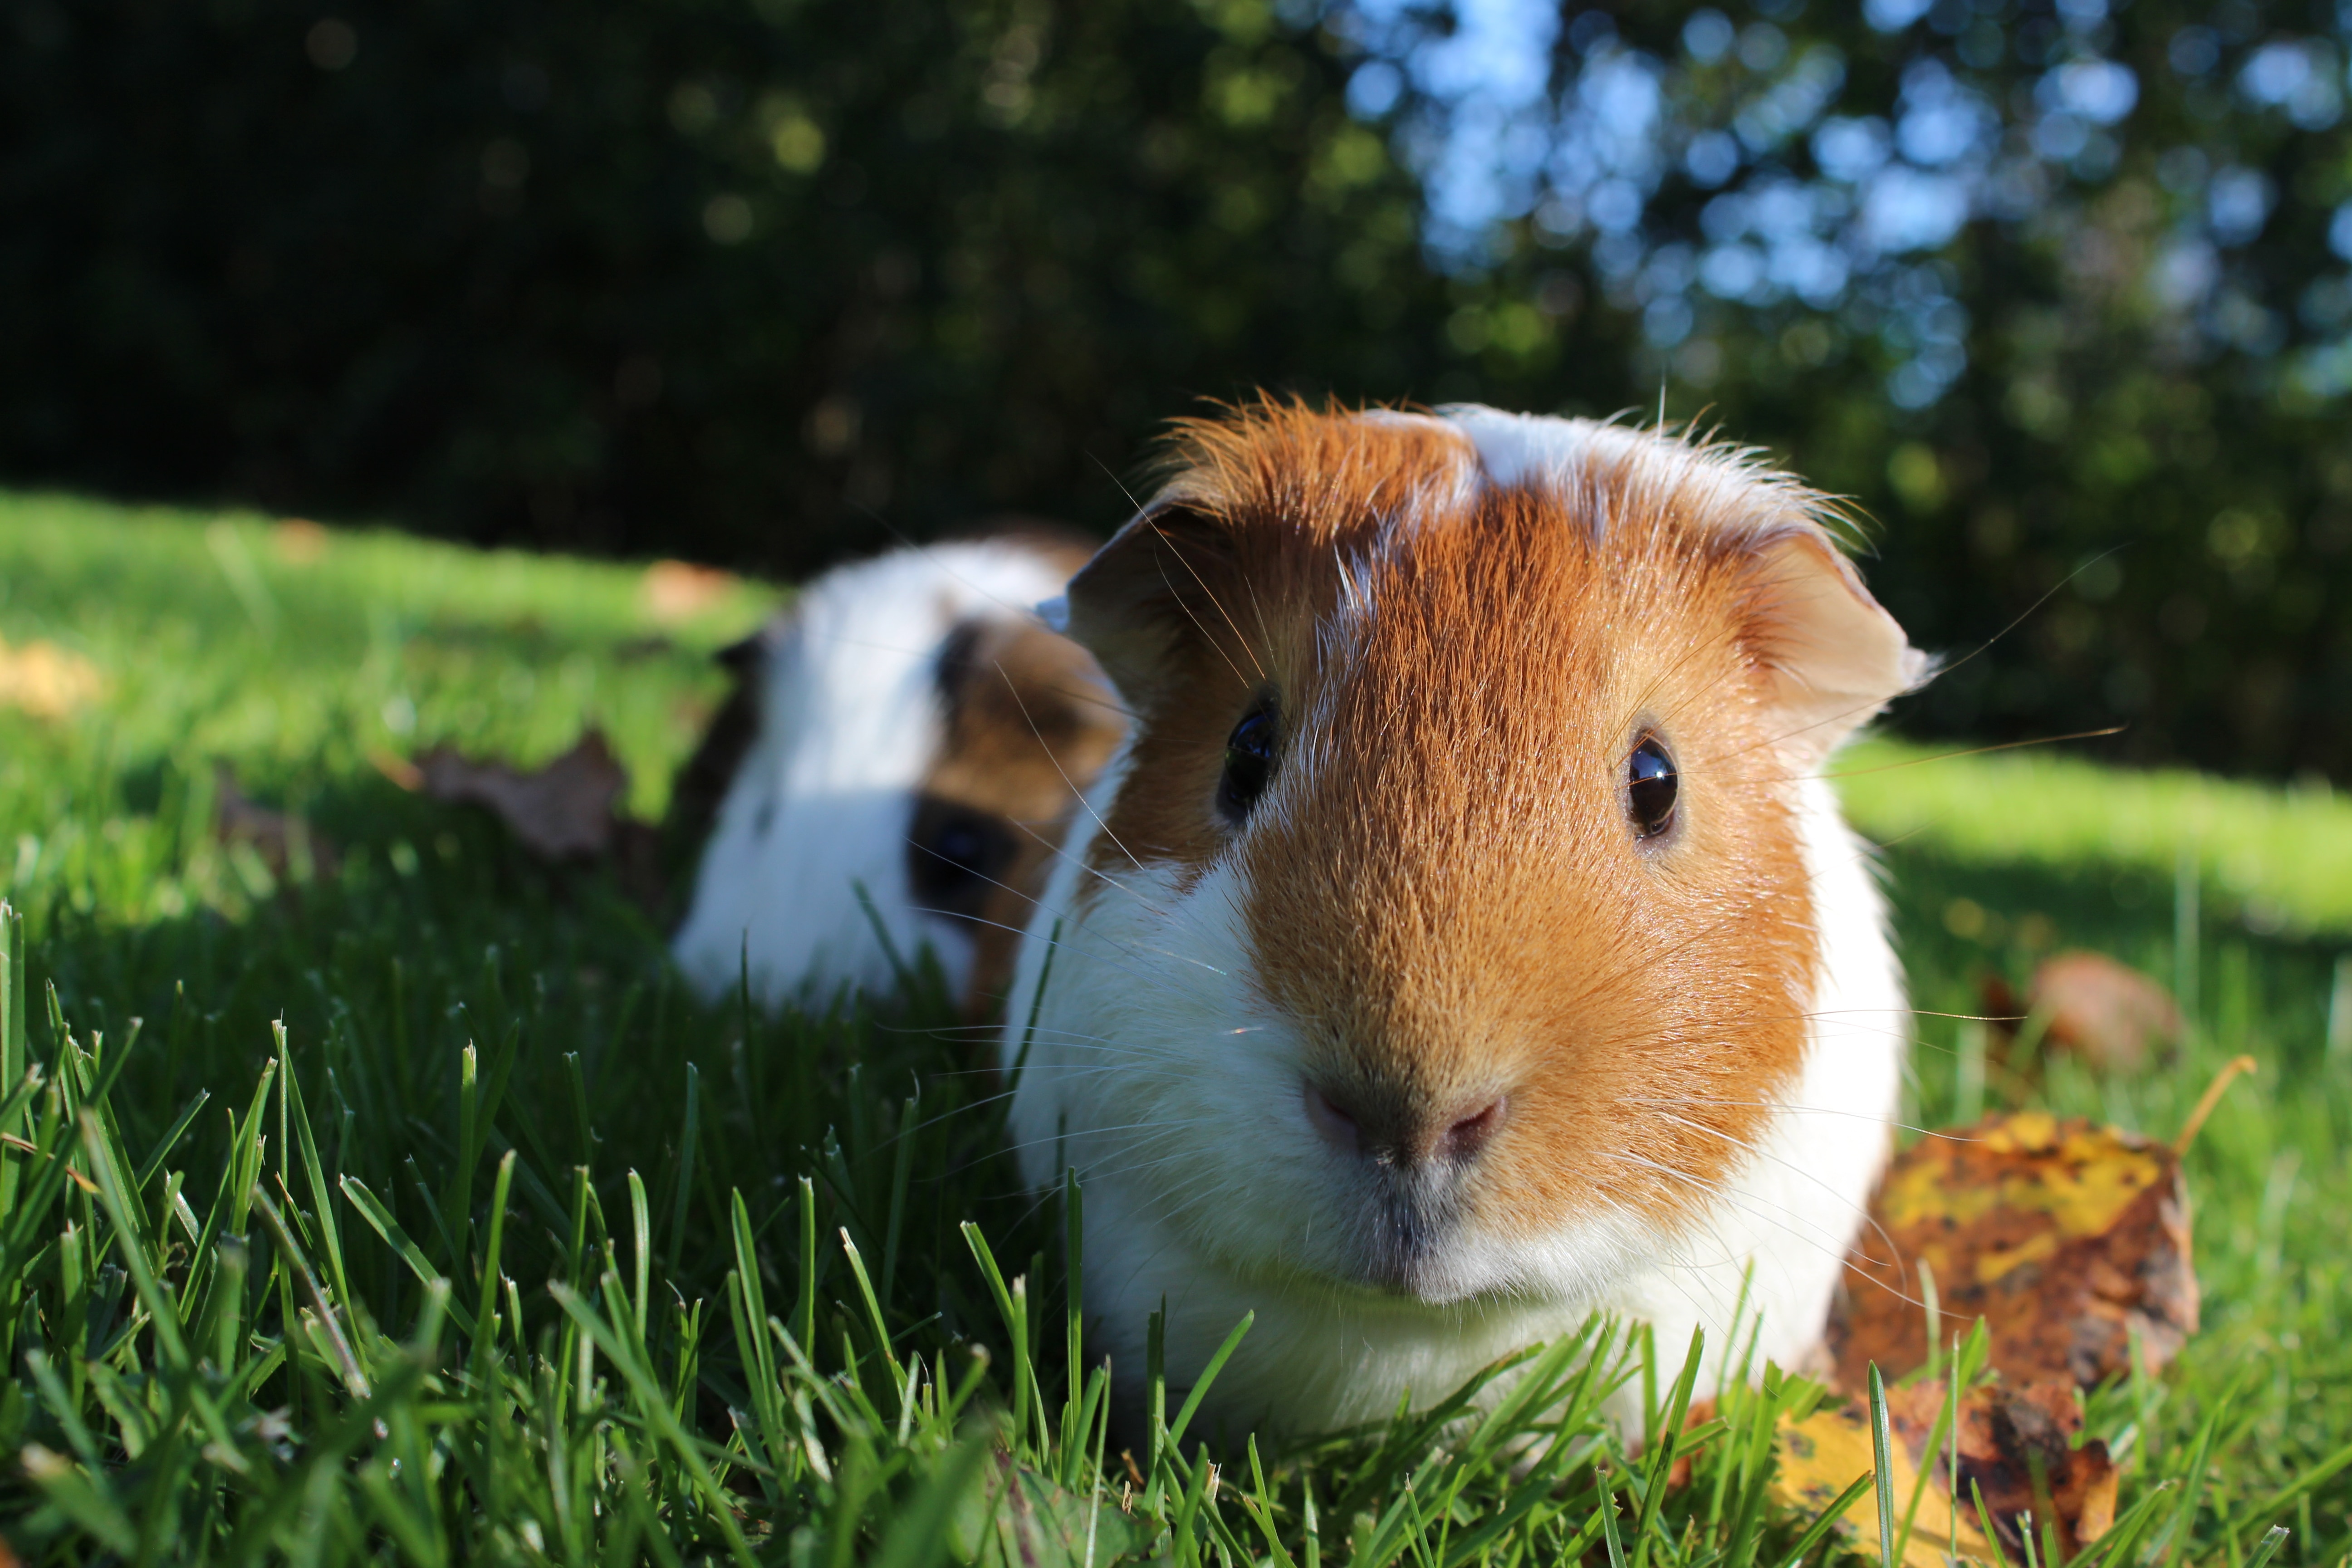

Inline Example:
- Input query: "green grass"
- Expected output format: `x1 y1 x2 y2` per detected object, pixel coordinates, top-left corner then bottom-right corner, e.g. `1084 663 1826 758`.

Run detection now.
1837 737 2352 941
0 489 2346 1565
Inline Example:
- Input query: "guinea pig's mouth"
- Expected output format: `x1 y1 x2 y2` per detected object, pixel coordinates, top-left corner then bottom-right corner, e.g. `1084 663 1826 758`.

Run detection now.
1290 1077 1518 1303
1343 1172 1490 1305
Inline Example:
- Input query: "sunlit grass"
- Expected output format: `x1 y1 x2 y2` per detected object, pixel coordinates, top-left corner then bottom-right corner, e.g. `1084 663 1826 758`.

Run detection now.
0 490 2345 1563
1838 735 2352 938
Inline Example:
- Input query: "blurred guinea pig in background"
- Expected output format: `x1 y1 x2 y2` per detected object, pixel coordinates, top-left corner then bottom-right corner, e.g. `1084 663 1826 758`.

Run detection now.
669 530 1127 1014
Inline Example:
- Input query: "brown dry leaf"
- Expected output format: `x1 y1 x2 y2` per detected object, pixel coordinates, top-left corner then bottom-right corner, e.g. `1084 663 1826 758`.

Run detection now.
274 518 330 564
1829 1112 2198 1392
416 730 629 860
213 765 340 881
1772 1378 2117 1566
2026 951 2184 1072
0 637 104 718
641 559 737 623
368 749 425 791
1984 952 2184 1074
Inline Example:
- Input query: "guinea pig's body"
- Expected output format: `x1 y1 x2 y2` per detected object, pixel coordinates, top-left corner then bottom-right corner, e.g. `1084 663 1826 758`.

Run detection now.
672 535 1124 1012
1002 404 1925 1433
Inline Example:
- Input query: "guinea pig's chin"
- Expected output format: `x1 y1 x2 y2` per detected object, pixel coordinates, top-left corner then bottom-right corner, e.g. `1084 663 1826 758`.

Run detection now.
1213 1187 1544 1310
1327 1175 1495 1305
1214 1183 1653 1313
1242 1226 1544 1311
1341 1249 1502 1309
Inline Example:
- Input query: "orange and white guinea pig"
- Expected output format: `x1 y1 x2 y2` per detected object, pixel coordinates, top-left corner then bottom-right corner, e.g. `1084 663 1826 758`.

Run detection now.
671 533 1126 1012
1001 402 1928 1433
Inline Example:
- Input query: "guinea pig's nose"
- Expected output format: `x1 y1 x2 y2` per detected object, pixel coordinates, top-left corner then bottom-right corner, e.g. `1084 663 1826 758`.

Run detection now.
1303 1078 1509 1166
1436 1094 1509 1162
1302 1079 1361 1155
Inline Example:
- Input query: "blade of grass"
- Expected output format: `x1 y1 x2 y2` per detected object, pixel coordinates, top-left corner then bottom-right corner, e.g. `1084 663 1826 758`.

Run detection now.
0 903 23 1220
795 1172 818 1360
1633 1325 1705 1568
470 1149 517 1375
1004 917 1061 1090
1892 1368 1959 1567
839 1225 905 1400
1868 1364 1896 1568
76 1112 191 1377
2079 1480 2177 1568
1600 1482 1630 1568
663 1060 700 1284
1773 1470 1879 1568
629 1167 652 1330
131 1088 210 1191
250 1182 368 1399
1165 1311 1254 1456
2159 1383 2232 1568
551 1276 759 1568
280 1022 356 1342
961 1220 1031 1446
338 1175 474 1338
443 1042 479 1268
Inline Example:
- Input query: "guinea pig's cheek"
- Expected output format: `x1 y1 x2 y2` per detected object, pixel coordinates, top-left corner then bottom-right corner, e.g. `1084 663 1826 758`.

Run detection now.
1153 865 1366 1261
1028 856 1347 1274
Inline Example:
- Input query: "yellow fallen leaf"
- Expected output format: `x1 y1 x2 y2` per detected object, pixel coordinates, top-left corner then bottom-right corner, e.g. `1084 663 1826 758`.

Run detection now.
641 559 737 623
1774 1378 2118 1568
1832 1113 2196 1390
274 518 330 564
0 637 103 718
1773 1396 1987 1568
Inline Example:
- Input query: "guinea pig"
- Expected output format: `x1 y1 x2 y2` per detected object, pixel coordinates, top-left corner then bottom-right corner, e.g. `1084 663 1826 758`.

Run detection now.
671 533 1127 1014
1001 401 1928 1434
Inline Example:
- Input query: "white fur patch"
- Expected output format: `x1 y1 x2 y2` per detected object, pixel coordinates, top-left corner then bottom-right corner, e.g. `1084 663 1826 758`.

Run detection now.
1437 404 1604 491
672 541 1080 1007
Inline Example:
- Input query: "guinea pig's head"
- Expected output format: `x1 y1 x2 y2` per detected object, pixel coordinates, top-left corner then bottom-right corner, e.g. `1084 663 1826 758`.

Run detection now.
1034 401 1925 1304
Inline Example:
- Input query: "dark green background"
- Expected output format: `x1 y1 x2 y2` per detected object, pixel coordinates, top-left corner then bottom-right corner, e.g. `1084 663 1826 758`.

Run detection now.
3 0 2348 777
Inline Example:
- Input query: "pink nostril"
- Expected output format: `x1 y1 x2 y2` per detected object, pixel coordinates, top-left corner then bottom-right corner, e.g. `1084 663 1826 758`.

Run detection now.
1303 1081 1360 1154
1441 1096 1508 1161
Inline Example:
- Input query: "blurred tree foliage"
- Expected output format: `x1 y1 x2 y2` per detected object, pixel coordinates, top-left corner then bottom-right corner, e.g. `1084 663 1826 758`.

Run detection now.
0 0 1475 563
2 0 2350 776
1352 0 2352 778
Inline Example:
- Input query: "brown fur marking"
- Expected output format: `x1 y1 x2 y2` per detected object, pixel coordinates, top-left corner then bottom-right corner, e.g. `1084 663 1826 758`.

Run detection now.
917 573 1128 1009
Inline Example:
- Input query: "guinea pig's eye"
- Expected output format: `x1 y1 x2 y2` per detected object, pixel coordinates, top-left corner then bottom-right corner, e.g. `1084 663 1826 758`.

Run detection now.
906 796 1017 921
1216 706 1278 824
1626 734 1679 841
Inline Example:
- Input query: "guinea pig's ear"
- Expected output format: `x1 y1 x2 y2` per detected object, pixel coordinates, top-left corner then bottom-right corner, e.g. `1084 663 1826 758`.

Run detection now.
1058 505 1235 703
1745 528 1931 763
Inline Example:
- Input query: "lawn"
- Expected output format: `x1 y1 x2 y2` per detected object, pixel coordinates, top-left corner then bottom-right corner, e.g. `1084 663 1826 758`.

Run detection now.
0 490 2346 1565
